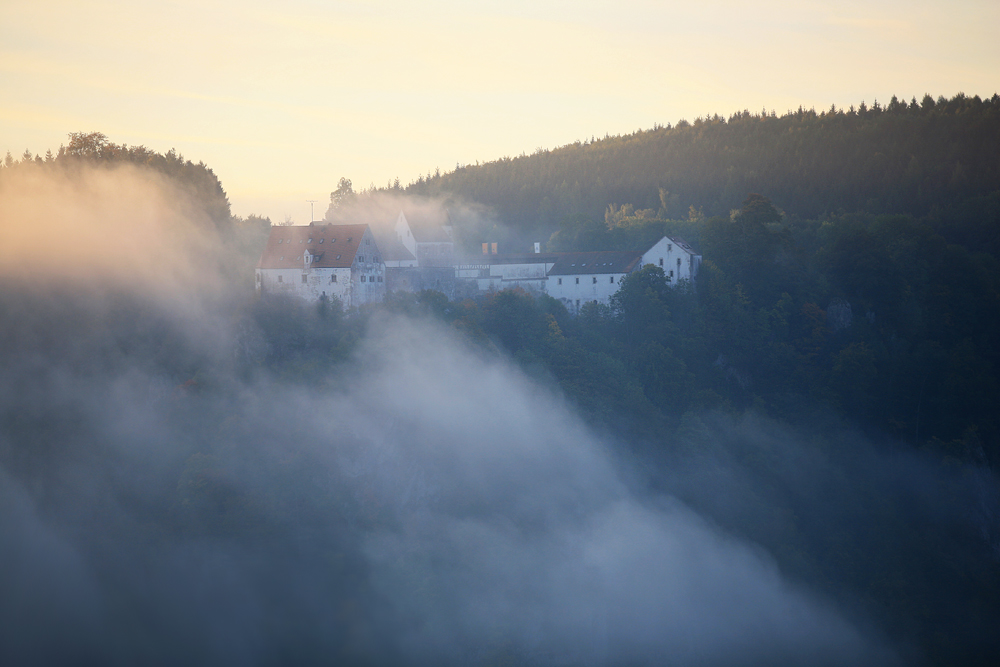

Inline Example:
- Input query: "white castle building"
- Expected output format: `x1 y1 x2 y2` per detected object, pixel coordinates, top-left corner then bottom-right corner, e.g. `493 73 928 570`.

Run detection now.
255 223 386 307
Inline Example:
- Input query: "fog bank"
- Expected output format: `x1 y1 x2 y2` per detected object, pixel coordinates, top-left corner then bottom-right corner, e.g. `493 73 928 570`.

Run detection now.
0 162 909 665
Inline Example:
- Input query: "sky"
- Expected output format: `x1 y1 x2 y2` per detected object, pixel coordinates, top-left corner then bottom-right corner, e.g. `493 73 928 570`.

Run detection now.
2 0 998 224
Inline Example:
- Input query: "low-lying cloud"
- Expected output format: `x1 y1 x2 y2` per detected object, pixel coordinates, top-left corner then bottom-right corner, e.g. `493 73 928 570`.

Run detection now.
0 161 921 664
0 306 895 664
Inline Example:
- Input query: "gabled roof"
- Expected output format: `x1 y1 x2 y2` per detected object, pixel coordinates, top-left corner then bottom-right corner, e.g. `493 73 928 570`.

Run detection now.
400 211 453 243
257 223 369 269
370 230 416 262
654 236 699 255
547 251 642 276
412 224 452 243
459 252 561 266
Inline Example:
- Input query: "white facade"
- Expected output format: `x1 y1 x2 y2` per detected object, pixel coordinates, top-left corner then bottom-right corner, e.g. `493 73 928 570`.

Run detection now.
256 224 386 308
546 272 632 313
456 254 556 292
394 211 454 267
257 265 353 303
394 212 417 260
544 251 642 314
350 228 387 306
641 236 701 284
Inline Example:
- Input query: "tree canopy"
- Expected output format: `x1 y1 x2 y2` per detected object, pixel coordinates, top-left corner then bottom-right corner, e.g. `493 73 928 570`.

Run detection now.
402 93 1000 239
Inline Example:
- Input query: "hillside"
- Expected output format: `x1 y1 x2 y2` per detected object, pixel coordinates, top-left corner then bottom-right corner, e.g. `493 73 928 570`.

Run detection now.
406 93 1000 238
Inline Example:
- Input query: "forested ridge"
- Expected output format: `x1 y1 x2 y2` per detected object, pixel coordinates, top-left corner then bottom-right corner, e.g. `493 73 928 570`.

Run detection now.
406 93 1000 235
3 116 1000 664
3 131 233 227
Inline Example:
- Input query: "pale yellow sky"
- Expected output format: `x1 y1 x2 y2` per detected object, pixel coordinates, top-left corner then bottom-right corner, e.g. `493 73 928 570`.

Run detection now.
2 0 997 223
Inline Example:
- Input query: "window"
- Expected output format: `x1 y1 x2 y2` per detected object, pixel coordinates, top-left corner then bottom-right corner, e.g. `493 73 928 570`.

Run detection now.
592 277 597 284
278 275 283 283
331 275 337 283
361 275 366 282
610 276 614 283
301 275 307 283
669 270 674 278
378 276 383 282
347 237 352 242
308 238 313 243
575 277 580 284
331 238 336 243
278 239 282 244
668 244 672 251
558 278 562 285
319 239 324 243
336 254 341 260
300 240 303 243
659 258 663 266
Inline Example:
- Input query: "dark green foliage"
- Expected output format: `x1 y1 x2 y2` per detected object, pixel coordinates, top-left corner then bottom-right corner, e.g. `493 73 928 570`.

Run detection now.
5 109 1000 664
404 94 1000 236
2 131 233 233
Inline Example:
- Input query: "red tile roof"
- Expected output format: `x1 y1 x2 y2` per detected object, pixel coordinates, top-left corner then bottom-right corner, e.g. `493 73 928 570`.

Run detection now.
257 223 369 269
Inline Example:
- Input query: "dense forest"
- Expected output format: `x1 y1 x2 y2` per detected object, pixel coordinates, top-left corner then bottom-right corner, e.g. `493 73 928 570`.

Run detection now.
4 131 234 227
0 132 272 289
2 109 1000 665
403 93 1000 243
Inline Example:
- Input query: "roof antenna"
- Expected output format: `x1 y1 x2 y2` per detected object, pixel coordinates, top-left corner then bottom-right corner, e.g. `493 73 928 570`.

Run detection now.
306 200 318 223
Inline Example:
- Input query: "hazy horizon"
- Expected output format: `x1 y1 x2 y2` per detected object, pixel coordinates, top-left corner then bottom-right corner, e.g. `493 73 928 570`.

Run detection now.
3 0 998 224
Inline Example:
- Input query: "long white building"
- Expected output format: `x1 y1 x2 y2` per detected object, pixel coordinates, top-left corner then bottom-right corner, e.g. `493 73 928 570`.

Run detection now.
544 251 644 313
